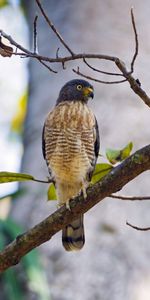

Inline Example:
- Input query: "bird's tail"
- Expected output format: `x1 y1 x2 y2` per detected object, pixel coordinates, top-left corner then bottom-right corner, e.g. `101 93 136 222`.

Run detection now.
62 215 85 251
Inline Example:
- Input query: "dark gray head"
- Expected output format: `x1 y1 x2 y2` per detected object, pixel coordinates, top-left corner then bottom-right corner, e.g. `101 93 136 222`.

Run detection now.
56 79 94 105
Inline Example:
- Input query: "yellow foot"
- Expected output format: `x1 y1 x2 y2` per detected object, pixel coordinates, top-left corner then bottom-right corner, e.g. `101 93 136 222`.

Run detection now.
66 200 71 211
57 201 71 211
81 181 87 199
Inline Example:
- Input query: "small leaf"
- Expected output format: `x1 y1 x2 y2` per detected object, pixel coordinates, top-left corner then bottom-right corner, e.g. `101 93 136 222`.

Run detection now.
0 171 34 183
121 142 133 160
91 163 113 184
106 142 133 164
47 183 57 201
106 149 121 164
0 36 13 57
0 171 49 184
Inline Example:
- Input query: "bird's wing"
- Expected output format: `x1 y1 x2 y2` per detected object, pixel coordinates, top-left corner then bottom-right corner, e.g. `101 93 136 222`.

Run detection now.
83 115 100 181
94 117 100 161
42 123 46 160
42 108 60 173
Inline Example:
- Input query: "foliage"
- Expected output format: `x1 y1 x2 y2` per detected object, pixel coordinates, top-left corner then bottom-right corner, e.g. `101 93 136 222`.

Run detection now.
106 142 133 164
0 0 8 8
0 142 133 201
11 91 28 134
0 217 51 300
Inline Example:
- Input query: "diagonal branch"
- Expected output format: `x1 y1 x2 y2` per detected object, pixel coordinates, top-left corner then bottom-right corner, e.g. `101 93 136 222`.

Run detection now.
115 58 150 107
35 0 74 56
0 144 150 272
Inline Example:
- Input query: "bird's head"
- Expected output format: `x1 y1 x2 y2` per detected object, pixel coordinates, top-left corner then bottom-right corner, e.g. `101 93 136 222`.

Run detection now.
56 79 94 105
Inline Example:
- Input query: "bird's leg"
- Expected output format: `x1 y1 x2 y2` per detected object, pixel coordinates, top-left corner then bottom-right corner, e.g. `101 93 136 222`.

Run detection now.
57 200 71 211
66 199 71 211
47 175 55 184
81 180 87 199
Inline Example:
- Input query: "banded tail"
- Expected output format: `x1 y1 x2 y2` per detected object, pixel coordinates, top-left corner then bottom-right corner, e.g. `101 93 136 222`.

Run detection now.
62 215 85 251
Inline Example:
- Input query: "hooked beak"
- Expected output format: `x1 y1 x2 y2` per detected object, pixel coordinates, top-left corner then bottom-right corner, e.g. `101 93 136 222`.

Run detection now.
83 87 94 99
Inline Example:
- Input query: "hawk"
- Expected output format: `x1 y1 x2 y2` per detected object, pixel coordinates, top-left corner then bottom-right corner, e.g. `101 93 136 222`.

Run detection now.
42 79 100 251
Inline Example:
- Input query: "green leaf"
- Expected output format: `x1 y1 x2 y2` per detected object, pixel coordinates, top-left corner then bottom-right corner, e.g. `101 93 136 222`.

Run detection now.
106 142 133 164
0 171 34 183
121 141 133 160
91 163 113 184
47 183 57 201
0 171 49 184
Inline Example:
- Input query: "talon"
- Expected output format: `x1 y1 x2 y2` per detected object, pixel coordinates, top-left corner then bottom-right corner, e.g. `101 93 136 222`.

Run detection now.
66 200 71 211
81 181 87 199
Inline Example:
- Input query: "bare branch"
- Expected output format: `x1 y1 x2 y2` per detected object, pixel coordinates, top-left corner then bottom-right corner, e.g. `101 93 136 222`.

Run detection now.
115 58 150 107
0 144 150 272
83 58 123 77
126 221 150 231
38 58 57 73
130 8 139 73
0 4 150 108
56 47 60 59
33 15 38 54
35 0 74 56
73 67 127 84
110 194 150 201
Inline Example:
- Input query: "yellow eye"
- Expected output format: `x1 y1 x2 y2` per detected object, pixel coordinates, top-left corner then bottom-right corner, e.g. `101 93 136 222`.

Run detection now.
77 84 82 90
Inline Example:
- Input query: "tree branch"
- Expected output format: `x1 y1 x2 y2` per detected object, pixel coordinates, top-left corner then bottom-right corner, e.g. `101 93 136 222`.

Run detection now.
130 7 139 73
126 221 150 231
35 0 74 56
115 58 150 107
73 66 128 84
110 194 150 201
0 3 150 108
0 144 150 272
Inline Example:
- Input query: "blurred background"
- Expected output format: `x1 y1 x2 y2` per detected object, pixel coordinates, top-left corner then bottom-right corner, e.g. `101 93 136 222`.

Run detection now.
0 0 150 299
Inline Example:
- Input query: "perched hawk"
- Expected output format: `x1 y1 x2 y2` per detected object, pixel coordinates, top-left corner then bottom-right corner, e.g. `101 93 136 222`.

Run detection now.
42 79 100 251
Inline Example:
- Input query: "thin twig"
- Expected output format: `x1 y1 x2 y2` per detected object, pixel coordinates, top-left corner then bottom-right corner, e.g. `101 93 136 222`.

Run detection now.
56 47 60 58
33 15 38 54
35 0 74 56
83 58 123 77
126 221 150 231
38 59 57 73
130 7 139 73
73 67 127 84
110 194 150 201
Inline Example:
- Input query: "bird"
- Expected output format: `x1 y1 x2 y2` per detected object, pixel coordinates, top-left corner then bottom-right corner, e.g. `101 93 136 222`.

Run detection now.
42 79 100 251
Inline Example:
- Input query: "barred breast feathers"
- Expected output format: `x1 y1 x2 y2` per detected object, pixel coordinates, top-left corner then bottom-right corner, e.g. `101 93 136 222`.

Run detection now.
44 101 96 203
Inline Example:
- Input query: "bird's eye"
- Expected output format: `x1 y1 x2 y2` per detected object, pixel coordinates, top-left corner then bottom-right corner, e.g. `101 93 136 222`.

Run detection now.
77 84 82 90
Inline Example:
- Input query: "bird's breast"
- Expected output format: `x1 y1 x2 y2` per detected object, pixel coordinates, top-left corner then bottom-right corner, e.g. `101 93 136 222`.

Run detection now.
44 101 95 182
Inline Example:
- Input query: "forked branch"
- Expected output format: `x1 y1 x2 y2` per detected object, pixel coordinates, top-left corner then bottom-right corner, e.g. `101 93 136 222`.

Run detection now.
0 1 150 107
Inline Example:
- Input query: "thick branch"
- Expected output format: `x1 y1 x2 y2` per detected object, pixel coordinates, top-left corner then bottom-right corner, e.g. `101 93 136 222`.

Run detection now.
115 59 150 107
0 144 150 272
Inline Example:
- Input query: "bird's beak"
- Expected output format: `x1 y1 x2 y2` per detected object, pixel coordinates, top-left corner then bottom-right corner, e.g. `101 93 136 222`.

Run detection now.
83 87 94 99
